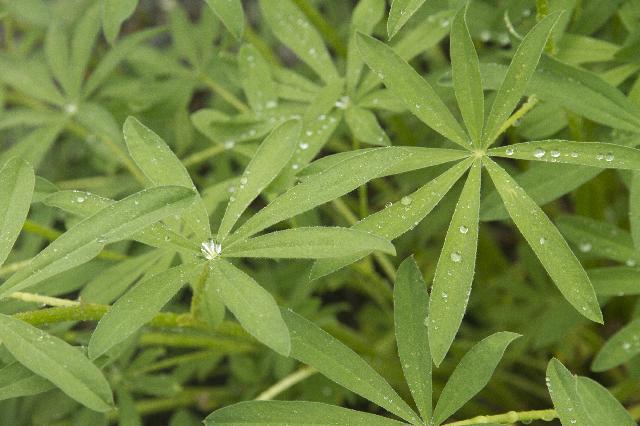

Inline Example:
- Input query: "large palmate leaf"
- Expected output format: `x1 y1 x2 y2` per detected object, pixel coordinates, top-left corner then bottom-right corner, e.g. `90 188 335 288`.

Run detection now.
0 158 34 267
484 159 602 323
0 314 113 412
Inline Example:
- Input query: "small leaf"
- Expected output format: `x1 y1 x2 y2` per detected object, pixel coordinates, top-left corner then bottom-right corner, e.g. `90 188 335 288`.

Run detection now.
429 161 481 366
205 401 406 425
102 0 139 44
282 309 420 424
484 158 602 323
204 0 245 40
232 147 411 240
394 257 432 420
345 107 391 146
311 158 473 279
260 0 338 82
0 362 54 401
482 12 561 147
0 158 34 267
208 259 290 356
356 33 469 148
224 227 395 259
347 0 385 92
124 117 211 242
592 318 640 371
432 332 520 425
89 262 202 360
217 120 300 241
589 266 640 296
450 4 484 146
387 0 427 39
0 314 113 412
238 44 277 113
489 140 640 170
0 186 196 298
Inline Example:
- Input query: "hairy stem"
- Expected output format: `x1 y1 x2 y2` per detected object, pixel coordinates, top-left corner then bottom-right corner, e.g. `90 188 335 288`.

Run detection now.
444 408 557 425
255 366 317 401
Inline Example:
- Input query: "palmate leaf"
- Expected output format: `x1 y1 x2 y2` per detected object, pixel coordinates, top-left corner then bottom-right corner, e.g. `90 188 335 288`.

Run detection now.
489 140 640 170
223 227 395 259
311 158 473 279
356 32 469 149
282 309 420 424
208 259 290 356
592 318 640 371
88 262 203 359
102 0 139 44
205 401 405 425
546 359 635 426
217 120 300 241
0 186 196 298
345 106 391 146
484 158 602 323
482 12 562 147
431 332 520 425
203 0 244 40
428 160 481 366
0 314 113 412
394 257 432 420
387 0 427 39
0 158 34 267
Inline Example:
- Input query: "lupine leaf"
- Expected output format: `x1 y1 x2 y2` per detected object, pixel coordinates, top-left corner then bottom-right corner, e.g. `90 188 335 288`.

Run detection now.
345 107 391 146
282 309 420 424
432 332 520 425
484 159 602 323
0 314 113 412
102 0 139 44
387 0 427 39
632 172 640 249
238 44 277 113
589 266 640 296
428 161 481 366
394 257 432 420
0 363 54 401
347 0 385 93
204 0 244 40
592 318 640 371
0 158 34 267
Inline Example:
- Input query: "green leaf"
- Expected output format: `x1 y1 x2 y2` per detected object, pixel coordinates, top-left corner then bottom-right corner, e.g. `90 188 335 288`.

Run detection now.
205 401 406 425
311 158 473 279
356 33 469 148
0 158 34 267
0 314 113 412
547 358 635 426
489 140 640 170
631 172 640 249
0 55 65 105
224 227 395 259
592 318 640 371
387 0 426 39
450 4 483 146
208 259 290 356
232 147 411 241
482 12 561 147
589 266 640 296
238 44 277 113
124 116 211 242
88 262 202 359
282 309 420 424
347 0 385 92
102 0 139 44
204 0 244 40
484 158 602 323
428 161 481 366
394 257 432 420
0 362 54 401
69 4 101 97
44 20 73 96
218 120 300 241
0 186 196 298
260 0 338 83
345 107 391 146
432 332 520 425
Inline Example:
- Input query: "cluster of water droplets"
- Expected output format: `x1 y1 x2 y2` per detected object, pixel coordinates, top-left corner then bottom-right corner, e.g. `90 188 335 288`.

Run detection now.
200 239 222 260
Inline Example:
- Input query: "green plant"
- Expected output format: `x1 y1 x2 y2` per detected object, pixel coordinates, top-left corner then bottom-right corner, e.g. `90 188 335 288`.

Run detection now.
1 0 640 424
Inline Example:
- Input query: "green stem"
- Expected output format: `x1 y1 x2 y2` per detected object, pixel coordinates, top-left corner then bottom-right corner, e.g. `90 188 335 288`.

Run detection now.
444 408 557 425
535 0 556 54
9 292 79 307
182 144 226 167
493 95 539 144
198 73 250 113
190 263 211 318
255 366 317 400
131 350 218 374
291 0 347 58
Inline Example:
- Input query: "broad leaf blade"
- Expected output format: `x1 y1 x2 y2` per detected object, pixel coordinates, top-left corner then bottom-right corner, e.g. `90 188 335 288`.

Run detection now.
204 0 244 40
546 359 592 426
205 401 406 425
232 147 411 240
224 227 395 259
432 332 520 425
0 186 196 298
88 262 201 359
592 318 640 371
356 33 469 148
0 158 34 267
282 309 420 424
484 158 602 323
428 161 481 366
482 12 561 147
208 259 290 356
0 314 113 412
394 257 432 420
489 140 640 170
218 120 300 241
387 0 427 39
450 4 483 146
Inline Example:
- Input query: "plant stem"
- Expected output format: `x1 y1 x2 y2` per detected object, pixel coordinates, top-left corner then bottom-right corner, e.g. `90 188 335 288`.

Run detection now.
182 144 226 167
8 292 80 307
0 259 31 277
444 408 557 425
198 73 250 113
291 0 347 58
190 263 211 318
255 366 317 400
535 0 556 54
132 350 219 374
495 95 539 141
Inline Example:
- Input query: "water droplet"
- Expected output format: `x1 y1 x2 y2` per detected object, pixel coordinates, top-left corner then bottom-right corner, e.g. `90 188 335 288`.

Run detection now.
605 152 614 162
459 225 469 234
400 196 412 206
626 259 637 267
623 342 632 350
292 163 300 170
550 150 560 158
335 96 350 110
570 152 578 158
201 240 222 260
64 103 78 115
533 148 546 158
505 148 514 156
265 100 277 109
450 251 462 263
441 292 448 300
579 242 592 252
539 237 547 245
224 140 235 149
239 177 248 185
305 130 313 137
385 201 393 208
479 30 491 42
299 142 309 150
76 196 85 203
596 153 604 160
